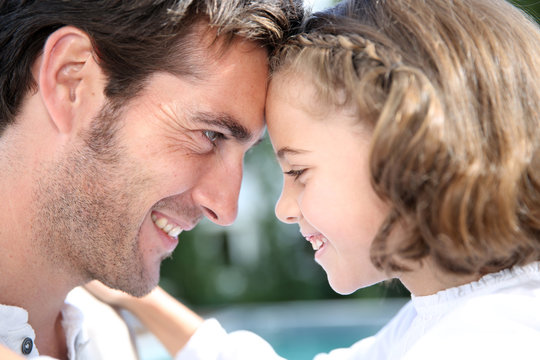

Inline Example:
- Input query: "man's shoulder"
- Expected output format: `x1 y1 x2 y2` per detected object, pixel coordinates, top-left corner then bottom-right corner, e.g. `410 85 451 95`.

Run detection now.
0 304 39 357
66 287 138 360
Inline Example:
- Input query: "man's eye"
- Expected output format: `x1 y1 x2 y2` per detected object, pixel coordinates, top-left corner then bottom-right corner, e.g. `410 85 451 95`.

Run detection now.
203 130 224 143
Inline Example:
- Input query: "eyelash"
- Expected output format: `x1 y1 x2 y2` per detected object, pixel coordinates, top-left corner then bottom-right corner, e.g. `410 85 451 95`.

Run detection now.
284 169 306 180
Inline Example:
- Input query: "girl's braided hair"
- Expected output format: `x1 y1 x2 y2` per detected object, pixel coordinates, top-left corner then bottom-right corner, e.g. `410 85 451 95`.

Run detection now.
271 0 540 276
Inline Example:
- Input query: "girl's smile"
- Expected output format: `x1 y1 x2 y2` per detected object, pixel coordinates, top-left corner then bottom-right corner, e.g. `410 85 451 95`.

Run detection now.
302 232 328 252
266 72 390 295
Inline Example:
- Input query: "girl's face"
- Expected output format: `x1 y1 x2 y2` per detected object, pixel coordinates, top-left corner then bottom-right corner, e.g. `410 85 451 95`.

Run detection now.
266 74 390 294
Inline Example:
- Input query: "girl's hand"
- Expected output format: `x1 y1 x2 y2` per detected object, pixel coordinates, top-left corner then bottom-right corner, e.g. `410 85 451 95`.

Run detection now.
84 280 134 307
0 345 24 359
84 280 203 356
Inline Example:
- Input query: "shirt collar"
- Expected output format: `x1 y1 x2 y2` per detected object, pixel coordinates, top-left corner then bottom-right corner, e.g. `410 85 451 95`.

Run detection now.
0 301 89 358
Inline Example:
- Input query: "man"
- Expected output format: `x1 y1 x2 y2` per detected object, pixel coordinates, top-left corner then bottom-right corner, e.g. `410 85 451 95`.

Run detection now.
0 1 301 358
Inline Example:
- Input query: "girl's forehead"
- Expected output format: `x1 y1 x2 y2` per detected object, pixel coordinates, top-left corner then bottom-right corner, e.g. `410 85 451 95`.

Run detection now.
268 72 328 118
269 71 310 96
268 72 360 129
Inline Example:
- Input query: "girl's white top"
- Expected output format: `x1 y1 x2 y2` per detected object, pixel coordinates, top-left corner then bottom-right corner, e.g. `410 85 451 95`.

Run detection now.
176 262 540 360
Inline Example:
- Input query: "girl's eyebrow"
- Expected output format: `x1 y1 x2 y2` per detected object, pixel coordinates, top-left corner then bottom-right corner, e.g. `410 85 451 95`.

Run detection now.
276 146 308 160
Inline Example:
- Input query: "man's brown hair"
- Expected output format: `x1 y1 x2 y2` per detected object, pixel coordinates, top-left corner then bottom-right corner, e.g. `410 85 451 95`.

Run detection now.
0 0 302 134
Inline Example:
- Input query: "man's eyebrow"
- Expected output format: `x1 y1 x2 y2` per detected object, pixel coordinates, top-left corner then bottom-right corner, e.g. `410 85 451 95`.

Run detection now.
276 147 307 160
193 111 253 143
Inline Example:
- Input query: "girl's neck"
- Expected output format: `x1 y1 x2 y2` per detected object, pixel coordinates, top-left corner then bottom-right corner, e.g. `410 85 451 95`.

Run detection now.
399 258 482 297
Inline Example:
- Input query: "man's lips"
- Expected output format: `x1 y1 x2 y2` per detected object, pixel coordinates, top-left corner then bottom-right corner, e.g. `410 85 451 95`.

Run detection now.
151 211 197 238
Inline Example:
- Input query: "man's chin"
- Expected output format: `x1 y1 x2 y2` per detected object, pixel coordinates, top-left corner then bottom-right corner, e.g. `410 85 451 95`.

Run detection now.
127 273 160 297
99 269 159 298
128 285 157 298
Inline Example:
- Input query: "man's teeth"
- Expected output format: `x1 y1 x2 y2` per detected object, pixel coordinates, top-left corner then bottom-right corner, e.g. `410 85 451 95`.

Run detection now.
151 214 182 237
310 237 327 251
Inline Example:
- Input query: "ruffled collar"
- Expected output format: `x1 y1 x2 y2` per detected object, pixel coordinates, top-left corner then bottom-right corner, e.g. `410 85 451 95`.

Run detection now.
411 262 540 318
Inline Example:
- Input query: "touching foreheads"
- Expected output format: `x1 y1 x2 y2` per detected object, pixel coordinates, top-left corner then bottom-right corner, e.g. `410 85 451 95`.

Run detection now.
0 0 303 134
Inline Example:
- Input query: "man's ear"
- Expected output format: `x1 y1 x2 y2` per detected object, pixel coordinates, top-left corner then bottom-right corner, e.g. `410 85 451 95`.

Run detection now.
38 26 104 134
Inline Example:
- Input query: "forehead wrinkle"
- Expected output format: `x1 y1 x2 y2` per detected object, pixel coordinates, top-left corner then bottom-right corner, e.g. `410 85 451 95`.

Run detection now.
192 111 253 143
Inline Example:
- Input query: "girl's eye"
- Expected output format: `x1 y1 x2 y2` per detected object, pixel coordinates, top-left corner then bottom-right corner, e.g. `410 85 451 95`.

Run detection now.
203 130 224 143
284 169 306 180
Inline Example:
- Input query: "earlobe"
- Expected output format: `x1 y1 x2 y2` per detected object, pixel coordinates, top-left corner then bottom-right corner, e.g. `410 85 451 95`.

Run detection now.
38 26 102 134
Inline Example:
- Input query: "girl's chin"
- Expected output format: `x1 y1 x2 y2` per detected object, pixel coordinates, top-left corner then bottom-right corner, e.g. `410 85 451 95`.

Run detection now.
325 273 361 295
326 271 388 295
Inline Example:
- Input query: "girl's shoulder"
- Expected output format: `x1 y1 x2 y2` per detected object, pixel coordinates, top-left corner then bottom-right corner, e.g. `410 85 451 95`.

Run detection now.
403 295 540 359
403 263 540 359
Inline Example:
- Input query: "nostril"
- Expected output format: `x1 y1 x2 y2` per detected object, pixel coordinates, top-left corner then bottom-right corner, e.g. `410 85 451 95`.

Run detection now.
203 207 218 221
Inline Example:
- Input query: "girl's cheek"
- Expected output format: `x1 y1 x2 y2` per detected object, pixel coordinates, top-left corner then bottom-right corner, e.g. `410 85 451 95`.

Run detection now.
300 192 323 226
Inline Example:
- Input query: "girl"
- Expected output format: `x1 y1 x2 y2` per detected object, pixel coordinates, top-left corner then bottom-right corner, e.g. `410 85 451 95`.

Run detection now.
87 0 540 358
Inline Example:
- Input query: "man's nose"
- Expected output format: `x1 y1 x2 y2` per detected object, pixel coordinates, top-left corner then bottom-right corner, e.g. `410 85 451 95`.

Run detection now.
192 158 243 226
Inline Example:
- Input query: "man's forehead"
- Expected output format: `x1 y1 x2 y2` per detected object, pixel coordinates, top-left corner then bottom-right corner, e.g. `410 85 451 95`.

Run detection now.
186 22 266 71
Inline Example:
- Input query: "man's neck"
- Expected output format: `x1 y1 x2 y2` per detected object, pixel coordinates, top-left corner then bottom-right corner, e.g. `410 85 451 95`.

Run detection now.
0 195 77 360
0 107 80 359
34 311 69 360
0 256 76 360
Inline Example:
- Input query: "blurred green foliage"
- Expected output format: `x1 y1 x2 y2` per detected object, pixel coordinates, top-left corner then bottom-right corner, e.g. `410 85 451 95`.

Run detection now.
160 0 540 307
160 138 409 307
511 0 540 22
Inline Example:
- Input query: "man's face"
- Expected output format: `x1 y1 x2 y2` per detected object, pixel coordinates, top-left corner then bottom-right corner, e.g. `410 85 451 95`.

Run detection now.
33 39 268 296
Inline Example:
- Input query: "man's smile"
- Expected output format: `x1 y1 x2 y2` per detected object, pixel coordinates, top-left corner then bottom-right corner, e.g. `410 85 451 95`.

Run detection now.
151 212 183 238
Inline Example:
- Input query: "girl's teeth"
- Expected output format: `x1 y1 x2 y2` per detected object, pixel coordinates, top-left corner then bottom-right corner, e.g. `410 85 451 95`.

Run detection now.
310 238 327 251
163 224 173 233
